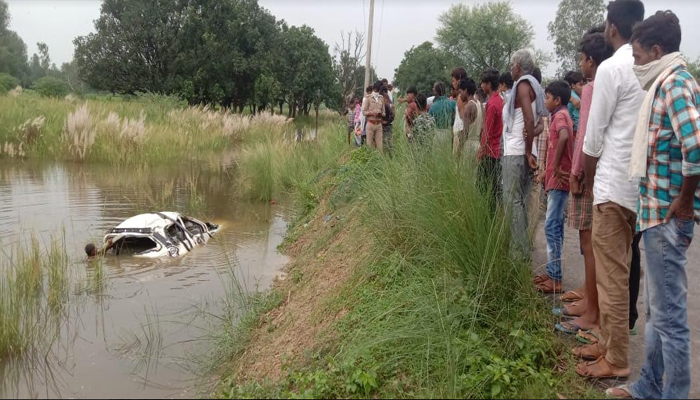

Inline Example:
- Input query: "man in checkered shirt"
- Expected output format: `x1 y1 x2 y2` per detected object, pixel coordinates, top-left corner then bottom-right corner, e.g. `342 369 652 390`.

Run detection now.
607 10 700 400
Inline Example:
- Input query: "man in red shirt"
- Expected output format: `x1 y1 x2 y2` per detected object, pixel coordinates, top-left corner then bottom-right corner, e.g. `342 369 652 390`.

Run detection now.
478 67 504 206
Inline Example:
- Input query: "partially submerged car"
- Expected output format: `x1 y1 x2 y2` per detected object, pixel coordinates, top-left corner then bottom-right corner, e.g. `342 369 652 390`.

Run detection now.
98 212 219 258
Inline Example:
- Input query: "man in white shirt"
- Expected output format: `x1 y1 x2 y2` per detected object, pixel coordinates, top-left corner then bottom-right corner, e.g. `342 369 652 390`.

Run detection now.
575 0 645 380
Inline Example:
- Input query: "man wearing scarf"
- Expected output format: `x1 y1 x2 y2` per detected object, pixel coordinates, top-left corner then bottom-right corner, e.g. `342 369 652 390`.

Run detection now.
608 10 700 400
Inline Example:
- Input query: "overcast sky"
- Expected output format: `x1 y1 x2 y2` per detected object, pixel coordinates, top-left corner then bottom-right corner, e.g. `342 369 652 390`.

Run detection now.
7 0 700 80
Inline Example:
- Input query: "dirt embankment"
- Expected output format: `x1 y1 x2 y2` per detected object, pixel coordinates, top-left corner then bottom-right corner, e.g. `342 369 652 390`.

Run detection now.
229 196 368 382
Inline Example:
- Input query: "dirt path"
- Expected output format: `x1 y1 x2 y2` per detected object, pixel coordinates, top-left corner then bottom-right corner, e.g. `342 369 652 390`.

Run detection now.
532 215 700 397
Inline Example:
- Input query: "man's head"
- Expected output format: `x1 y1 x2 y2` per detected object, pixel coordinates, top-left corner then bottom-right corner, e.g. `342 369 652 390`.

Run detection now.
510 49 536 81
631 10 681 66
379 85 390 101
604 0 645 46
498 72 514 93
545 80 572 112
381 78 389 88
416 93 428 111
564 71 585 96
433 81 446 97
579 28 615 80
458 78 477 102
451 67 468 90
365 85 373 94
406 86 418 102
480 68 500 96
388 83 394 91
85 243 97 258
373 80 383 92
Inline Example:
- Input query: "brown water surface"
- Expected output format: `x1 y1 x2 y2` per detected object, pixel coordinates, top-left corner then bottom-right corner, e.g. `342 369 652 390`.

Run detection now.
0 160 290 398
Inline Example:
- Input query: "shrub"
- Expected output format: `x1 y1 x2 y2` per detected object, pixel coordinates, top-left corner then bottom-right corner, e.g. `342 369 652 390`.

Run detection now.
32 76 70 98
0 73 19 93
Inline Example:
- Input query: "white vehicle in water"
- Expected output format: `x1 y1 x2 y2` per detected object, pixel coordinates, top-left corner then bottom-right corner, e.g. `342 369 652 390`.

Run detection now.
96 212 220 258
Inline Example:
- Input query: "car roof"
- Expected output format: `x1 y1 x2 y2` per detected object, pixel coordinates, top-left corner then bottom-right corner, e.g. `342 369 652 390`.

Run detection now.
115 212 182 230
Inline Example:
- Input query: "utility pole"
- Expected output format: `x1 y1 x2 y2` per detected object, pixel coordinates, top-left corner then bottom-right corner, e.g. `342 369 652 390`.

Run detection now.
363 0 375 90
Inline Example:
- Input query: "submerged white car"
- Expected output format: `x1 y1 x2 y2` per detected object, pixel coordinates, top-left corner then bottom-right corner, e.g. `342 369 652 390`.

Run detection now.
100 212 220 258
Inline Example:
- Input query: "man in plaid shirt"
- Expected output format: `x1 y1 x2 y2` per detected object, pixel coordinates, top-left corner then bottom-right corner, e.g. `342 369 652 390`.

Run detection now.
608 11 700 400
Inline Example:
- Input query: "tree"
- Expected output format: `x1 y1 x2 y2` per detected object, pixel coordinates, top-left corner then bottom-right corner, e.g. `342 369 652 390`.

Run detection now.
436 2 538 76
688 57 700 80
61 61 89 93
333 31 366 105
548 0 605 74
0 0 29 83
393 41 454 95
33 76 69 98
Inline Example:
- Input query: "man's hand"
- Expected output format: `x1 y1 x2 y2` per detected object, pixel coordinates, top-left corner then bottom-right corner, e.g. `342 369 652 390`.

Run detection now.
570 174 582 195
554 167 569 186
536 170 546 185
527 153 538 170
665 197 695 223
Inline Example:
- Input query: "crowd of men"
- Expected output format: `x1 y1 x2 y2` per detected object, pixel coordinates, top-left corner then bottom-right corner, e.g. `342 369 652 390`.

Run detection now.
345 0 700 397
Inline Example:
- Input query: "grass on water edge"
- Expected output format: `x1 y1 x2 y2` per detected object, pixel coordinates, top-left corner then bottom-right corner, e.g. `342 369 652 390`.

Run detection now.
211 122 601 399
0 91 297 165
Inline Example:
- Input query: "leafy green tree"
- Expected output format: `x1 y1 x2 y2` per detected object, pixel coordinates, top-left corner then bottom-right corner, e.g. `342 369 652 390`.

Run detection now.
436 2 538 76
688 57 700 80
32 76 69 98
548 0 605 74
0 0 29 83
333 31 368 104
253 74 281 113
393 41 454 95
0 72 18 92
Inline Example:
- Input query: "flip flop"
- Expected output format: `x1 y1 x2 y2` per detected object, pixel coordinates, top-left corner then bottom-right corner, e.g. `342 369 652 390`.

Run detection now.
533 273 549 284
576 330 600 345
537 280 563 294
560 290 583 303
555 321 582 335
629 326 638 336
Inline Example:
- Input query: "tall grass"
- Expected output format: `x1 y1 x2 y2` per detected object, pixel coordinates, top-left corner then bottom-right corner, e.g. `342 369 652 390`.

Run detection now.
0 93 292 165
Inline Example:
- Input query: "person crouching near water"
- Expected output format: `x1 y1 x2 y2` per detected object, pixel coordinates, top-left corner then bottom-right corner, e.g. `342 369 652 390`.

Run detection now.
85 238 114 259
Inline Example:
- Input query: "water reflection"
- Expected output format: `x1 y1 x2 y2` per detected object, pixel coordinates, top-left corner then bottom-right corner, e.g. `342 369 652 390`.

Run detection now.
0 160 290 398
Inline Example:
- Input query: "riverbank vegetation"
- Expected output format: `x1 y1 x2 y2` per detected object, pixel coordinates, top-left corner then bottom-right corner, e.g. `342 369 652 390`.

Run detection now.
211 135 597 398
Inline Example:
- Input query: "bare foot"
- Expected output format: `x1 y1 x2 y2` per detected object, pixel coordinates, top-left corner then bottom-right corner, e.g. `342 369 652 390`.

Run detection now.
569 315 597 331
572 343 604 361
564 300 588 317
576 357 630 379
537 278 563 294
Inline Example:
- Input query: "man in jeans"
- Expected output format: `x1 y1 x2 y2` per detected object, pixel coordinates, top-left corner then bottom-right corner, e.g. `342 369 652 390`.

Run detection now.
607 11 700 400
575 0 645 379
362 81 386 151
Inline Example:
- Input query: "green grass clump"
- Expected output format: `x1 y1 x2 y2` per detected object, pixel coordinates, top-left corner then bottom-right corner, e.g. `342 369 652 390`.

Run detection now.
217 132 591 398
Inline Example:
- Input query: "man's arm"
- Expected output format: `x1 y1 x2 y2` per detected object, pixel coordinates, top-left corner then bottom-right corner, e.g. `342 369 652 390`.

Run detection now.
517 81 537 169
582 65 617 193
362 97 371 117
553 125 570 185
665 79 700 222
462 101 477 140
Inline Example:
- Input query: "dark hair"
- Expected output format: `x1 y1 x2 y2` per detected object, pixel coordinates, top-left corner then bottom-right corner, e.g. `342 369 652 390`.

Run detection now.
406 86 418 95
379 86 389 95
532 67 542 84
373 80 383 92
365 85 373 94
459 78 478 96
416 93 428 111
451 67 468 81
499 72 514 89
476 88 487 102
433 82 446 97
630 10 681 54
587 24 605 35
580 31 615 66
545 80 572 106
564 71 584 86
606 0 645 41
381 78 389 84
85 243 96 257
480 68 500 90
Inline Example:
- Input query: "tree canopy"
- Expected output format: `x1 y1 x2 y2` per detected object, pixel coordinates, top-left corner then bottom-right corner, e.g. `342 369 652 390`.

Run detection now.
0 0 29 83
548 0 605 74
393 41 453 95
436 2 539 76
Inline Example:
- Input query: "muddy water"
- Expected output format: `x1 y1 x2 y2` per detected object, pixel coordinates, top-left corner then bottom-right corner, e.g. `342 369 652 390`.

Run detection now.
0 161 291 398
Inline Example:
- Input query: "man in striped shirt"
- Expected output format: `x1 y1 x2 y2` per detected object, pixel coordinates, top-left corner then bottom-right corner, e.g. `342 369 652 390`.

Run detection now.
607 11 700 400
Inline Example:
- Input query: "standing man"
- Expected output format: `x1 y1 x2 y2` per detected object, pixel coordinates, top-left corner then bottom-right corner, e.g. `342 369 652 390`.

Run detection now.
429 82 457 148
501 49 549 259
575 0 645 380
479 67 504 204
362 81 386 152
452 67 469 149
404 86 420 140
608 11 700 400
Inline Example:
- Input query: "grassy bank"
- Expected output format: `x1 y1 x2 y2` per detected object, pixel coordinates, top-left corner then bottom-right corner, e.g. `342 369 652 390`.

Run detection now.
0 92 293 165
212 133 596 398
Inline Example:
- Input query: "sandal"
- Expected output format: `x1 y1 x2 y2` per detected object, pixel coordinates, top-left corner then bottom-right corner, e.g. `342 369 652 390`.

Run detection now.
537 278 563 294
560 290 583 303
552 305 581 317
572 343 604 361
576 357 630 380
533 273 549 284
605 384 633 399
576 329 600 345
555 321 582 335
